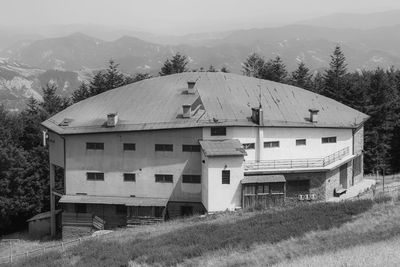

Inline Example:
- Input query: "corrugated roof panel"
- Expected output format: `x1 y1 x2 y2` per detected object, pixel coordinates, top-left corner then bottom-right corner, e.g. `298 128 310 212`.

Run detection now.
200 139 246 157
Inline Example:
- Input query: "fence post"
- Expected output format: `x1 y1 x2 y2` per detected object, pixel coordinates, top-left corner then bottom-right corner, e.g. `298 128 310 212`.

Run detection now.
9 241 12 263
61 241 64 251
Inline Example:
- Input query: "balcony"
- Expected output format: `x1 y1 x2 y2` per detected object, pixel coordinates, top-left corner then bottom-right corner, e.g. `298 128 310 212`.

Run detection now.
244 147 350 171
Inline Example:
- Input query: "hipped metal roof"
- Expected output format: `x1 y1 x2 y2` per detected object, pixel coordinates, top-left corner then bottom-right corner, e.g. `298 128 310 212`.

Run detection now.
42 72 369 135
241 174 286 184
59 195 168 207
200 139 247 157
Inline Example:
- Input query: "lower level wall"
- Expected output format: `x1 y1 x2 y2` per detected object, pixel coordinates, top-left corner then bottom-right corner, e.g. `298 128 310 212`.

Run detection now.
167 201 206 218
62 225 93 240
284 172 326 201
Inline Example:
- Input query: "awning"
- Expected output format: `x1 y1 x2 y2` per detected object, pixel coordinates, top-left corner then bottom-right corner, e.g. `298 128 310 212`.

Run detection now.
59 195 168 207
199 139 246 157
241 174 286 184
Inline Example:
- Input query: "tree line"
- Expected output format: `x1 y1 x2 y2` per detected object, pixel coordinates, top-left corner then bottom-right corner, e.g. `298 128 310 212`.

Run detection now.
1 47 399 235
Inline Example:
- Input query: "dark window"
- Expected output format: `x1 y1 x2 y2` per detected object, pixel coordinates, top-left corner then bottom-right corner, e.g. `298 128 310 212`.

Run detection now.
155 174 173 183
270 183 285 194
287 180 310 197
123 143 136 151
296 139 306 146
222 170 230 184
87 172 104 181
180 206 193 217
116 205 126 215
353 155 362 177
264 141 279 148
182 175 201 184
155 207 165 218
211 127 226 136
123 173 136 182
155 144 173 151
138 206 153 217
75 204 87 213
182 145 201 152
322 136 337 143
243 143 255 150
86 142 104 150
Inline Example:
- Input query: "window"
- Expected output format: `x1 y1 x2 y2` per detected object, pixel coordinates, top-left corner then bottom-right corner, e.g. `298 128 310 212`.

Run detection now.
243 143 255 150
211 127 226 136
155 174 173 183
222 170 230 184
243 183 283 196
123 143 136 151
182 145 201 152
87 172 104 181
322 136 337 143
123 173 136 182
155 207 165 218
155 144 173 151
86 142 104 150
270 183 285 194
296 139 306 146
116 205 126 215
75 204 87 213
264 141 279 148
182 175 201 184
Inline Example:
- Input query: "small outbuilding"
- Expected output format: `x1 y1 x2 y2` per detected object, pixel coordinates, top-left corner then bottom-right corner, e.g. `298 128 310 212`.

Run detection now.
27 210 61 239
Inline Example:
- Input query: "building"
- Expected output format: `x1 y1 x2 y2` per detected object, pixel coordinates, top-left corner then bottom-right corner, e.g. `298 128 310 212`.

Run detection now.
41 72 369 237
27 210 61 239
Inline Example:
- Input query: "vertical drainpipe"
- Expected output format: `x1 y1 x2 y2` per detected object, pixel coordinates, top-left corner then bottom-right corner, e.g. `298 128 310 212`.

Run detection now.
256 107 264 162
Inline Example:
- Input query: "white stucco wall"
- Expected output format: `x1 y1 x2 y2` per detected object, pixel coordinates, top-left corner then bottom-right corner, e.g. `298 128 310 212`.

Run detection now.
202 155 243 212
64 128 203 202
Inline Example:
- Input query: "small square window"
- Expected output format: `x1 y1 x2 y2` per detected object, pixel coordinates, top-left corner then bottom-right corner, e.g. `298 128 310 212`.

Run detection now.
296 139 306 146
155 174 173 183
211 127 226 136
243 143 255 150
123 173 136 182
87 172 104 181
222 170 230 184
123 143 136 151
322 137 337 143
86 142 104 150
264 141 279 148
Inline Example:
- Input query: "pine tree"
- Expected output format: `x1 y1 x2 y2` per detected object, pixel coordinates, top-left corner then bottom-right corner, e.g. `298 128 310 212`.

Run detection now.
289 62 312 89
242 53 265 78
40 83 68 116
104 60 126 90
71 82 90 103
159 53 189 76
260 56 288 83
322 45 348 101
89 71 107 96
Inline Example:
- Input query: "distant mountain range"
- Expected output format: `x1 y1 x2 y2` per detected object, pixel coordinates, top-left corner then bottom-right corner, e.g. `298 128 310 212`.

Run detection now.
2 10 400 111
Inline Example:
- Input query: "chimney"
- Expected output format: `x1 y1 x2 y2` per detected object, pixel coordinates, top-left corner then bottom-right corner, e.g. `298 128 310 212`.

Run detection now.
309 109 319 123
187 81 196 94
251 106 264 126
182 105 191 118
107 113 118 127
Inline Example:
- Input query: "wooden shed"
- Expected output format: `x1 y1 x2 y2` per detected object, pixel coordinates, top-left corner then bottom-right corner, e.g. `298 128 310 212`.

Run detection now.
27 210 61 239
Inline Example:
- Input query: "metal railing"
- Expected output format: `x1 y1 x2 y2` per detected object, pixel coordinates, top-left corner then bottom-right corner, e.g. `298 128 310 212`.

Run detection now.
244 147 350 170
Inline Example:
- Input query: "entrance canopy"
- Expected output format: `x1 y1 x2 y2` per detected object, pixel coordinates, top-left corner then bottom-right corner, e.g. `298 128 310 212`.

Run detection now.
241 174 286 184
59 195 168 207
199 139 246 157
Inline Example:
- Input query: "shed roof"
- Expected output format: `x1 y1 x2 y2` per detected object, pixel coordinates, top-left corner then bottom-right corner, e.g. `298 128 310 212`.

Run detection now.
42 72 369 135
200 139 246 157
241 174 286 184
59 195 168 207
27 210 62 222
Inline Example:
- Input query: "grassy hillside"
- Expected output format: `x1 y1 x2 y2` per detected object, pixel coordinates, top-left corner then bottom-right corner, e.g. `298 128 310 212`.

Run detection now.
9 195 400 267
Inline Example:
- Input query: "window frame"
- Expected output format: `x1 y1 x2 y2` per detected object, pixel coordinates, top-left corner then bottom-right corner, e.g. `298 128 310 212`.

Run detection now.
155 144 173 152
296 139 306 146
243 143 255 150
87 172 104 181
123 143 136 151
264 141 280 148
321 136 337 144
210 126 227 136
123 173 136 182
222 170 230 184
182 145 201 152
86 142 104 150
155 174 173 183
182 174 201 184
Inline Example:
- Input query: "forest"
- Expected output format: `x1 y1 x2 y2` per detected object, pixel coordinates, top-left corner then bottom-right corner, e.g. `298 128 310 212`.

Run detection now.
0 46 399 235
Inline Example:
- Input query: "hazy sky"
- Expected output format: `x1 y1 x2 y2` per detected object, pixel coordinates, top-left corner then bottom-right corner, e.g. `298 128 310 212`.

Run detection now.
2 0 400 34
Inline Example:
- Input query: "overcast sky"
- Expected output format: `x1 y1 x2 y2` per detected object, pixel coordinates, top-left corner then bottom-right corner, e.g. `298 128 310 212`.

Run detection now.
1 0 400 34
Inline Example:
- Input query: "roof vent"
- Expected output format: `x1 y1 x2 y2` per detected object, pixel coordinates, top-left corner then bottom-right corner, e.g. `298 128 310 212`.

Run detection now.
187 81 196 94
107 113 118 127
59 118 73 127
182 104 191 118
309 109 319 123
251 107 264 126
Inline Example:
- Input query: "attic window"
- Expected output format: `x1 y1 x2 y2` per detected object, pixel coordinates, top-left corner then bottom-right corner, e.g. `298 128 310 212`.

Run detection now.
59 118 73 126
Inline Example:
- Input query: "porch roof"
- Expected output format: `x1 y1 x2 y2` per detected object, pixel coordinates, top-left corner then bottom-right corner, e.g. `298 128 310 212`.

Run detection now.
241 174 286 184
199 139 246 157
59 195 168 207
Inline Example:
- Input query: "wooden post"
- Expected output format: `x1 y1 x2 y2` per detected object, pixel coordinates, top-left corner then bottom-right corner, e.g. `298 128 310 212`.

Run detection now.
9 241 12 263
50 163 56 238
383 168 385 192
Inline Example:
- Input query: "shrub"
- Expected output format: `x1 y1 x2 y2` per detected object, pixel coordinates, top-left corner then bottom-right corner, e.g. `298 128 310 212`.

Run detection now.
374 192 392 204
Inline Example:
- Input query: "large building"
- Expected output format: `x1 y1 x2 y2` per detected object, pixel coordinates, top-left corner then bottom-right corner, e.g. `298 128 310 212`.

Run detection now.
42 72 369 237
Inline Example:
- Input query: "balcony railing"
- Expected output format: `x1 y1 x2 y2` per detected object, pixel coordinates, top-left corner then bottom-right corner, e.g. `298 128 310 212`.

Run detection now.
244 147 350 171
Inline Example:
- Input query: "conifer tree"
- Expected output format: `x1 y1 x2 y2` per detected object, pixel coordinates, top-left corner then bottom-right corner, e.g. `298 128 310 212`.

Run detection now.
260 56 288 83
322 45 348 101
289 62 312 89
71 82 90 103
159 53 189 76
104 60 126 90
242 53 265 78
